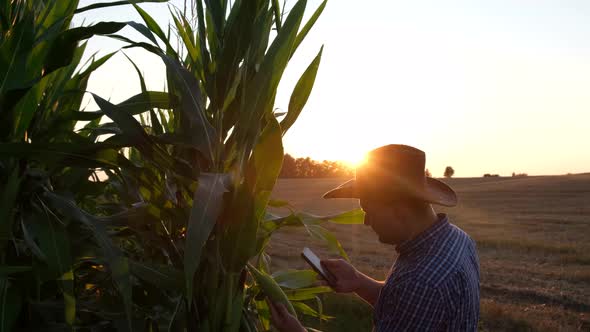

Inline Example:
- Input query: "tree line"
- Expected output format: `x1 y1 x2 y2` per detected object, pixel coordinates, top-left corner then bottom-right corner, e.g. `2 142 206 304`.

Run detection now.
279 157 458 179
279 154 354 178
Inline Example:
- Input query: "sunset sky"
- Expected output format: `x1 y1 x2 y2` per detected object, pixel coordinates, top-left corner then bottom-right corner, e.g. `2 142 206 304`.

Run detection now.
75 0 590 177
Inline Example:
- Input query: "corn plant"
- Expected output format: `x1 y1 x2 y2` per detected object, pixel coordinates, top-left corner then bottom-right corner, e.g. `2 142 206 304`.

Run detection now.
89 0 364 330
0 0 177 330
1 0 365 330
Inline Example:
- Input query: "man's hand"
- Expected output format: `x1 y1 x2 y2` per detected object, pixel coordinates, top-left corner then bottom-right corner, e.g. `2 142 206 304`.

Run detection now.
319 259 361 293
320 259 384 306
267 300 306 332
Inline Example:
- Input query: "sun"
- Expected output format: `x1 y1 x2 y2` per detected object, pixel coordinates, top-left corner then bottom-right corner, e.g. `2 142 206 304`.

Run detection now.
342 152 368 168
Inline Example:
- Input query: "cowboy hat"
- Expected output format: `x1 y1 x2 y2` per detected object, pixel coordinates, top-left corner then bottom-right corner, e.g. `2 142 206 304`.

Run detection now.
323 144 458 207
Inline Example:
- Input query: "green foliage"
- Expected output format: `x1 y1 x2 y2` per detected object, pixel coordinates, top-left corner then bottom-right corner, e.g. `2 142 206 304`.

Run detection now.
300 293 373 332
0 0 357 331
116 0 346 330
0 0 154 330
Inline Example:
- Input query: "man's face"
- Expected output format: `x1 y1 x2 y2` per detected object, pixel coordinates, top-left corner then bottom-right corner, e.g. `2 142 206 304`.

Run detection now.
360 197 415 245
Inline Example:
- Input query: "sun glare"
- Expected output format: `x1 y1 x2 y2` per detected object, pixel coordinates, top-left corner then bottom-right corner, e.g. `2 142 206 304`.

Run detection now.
343 153 368 168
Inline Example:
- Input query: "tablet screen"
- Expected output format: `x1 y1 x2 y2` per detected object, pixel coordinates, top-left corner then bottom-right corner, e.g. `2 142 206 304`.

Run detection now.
301 247 331 281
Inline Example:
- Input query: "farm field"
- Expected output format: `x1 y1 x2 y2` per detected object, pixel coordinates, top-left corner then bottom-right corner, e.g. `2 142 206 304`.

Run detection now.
267 174 590 331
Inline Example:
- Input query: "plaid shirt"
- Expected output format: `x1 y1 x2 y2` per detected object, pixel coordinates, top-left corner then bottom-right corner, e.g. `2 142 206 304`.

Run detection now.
374 214 480 331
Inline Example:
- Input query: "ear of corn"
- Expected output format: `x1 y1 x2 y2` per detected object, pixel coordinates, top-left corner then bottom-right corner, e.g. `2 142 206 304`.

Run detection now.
247 263 298 318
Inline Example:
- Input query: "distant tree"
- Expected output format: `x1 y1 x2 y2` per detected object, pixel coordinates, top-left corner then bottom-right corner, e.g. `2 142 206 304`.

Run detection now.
425 169 432 177
483 173 499 177
319 160 333 177
280 154 297 177
279 154 354 178
444 166 455 178
305 157 315 177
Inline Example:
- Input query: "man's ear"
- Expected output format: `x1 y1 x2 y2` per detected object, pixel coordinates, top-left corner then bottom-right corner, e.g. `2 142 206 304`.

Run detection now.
396 198 425 219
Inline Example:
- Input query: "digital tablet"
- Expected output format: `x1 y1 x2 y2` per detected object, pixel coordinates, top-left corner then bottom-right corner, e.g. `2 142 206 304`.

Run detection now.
301 247 333 283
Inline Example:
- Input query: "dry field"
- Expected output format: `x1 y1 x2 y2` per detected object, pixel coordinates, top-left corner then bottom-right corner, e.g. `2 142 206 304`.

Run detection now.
267 174 590 331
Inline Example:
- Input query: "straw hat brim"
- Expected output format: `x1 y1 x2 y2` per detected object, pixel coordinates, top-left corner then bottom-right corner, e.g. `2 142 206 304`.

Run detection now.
322 177 458 207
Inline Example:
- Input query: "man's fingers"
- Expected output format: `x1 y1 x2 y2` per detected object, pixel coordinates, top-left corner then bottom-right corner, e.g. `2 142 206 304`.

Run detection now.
266 299 281 321
320 261 335 277
275 302 290 316
319 267 337 284
320 259 339 269
315 279 329 287
315 272 332 287
321 259 343 276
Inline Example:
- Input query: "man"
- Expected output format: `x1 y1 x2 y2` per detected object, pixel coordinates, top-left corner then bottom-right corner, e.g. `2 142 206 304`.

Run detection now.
268 144 480 331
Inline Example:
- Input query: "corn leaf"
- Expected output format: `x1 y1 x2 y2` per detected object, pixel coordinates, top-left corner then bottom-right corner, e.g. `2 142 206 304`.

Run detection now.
11 67 68 138
281 46 323 135
324 209 365 224
129 260 184 292
0 168 20 253
247 115 284 239
168 297 186 331
158 54 218 162
44 21 128 74
272 269 318 289
223 183 257 272
170 10 199 64
91 93 189 178
291 0 327 58
25 211 70 280
237 0 307 155
75 0 169 14
61 270 75 326
305 224 350 261
133 4 178 57
267 199 290 208
70 91 175 121
0 142 122 169
291 301 333 320
124 52 147 91
204 0 224 38
0 279 22 332
250 116 284 194
284 286 332 301
271 0 282 31
293 209 365 225
42 192 133 328
0 266 31 276
77 51 116 78
29 200 75 326
0 12 34 93
184 172 231 305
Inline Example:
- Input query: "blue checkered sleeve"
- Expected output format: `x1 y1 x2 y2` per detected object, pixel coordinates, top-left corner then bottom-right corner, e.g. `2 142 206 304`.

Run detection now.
375 280 446 332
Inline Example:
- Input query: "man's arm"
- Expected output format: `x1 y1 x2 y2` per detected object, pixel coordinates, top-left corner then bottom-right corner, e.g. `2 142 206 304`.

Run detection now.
320 259 384 306
353 270 385 306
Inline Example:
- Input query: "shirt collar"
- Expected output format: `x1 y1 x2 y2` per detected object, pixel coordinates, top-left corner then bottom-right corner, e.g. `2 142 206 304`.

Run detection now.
395 213 450 256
